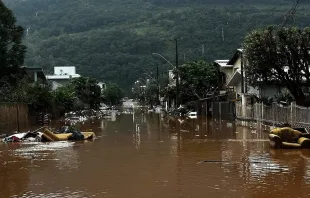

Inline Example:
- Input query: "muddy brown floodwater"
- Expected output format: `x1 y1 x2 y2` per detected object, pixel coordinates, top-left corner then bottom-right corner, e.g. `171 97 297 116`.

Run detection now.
1 111 310 198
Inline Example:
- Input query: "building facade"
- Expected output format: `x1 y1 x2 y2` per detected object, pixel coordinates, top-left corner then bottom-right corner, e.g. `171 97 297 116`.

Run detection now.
46 66 81 90
215 49 280 100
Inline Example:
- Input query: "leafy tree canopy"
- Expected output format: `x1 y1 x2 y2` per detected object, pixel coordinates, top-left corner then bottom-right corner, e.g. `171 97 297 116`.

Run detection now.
52 85 77 113
3 0 310 91
0 75 53 112
133 81 159 106
103 83 125 105
70 77 102 109
0 0 26 84
27 83 52 111
243 26 310 106
176 60 218 102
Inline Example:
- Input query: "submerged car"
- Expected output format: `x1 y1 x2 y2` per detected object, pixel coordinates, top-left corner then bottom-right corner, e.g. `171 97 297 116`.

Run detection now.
187 111 197 119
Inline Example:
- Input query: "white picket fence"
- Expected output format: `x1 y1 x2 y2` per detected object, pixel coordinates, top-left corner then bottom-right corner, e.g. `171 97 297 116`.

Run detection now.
236 102 310 128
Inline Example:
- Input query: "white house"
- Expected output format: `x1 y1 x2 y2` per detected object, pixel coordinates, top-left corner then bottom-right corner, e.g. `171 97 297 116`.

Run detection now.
214 49 283 119
46 66 81 90
168 70 175 86
215 49 280 100
214 59 233 94
98 82 106 92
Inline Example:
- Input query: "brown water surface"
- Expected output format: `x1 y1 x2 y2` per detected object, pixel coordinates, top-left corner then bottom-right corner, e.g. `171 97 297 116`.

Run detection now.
1 111 310 198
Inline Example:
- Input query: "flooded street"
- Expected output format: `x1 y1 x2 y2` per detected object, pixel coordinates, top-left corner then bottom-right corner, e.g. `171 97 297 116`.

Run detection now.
1 111 310 198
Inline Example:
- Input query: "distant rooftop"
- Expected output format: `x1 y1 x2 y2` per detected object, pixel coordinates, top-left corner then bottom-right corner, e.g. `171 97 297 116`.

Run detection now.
46 66 80 80
227 48 244 65
214 60 233 67
21 66 47 82
21 66 44 71
46 74 81 80
54 66 77 75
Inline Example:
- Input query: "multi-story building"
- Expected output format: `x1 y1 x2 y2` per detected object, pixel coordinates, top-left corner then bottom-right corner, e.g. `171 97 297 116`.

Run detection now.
46 66 81 90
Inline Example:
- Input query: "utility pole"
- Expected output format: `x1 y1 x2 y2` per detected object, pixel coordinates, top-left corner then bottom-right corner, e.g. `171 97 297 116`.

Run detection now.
175 38 180 108
241 51 244 94
156 64 160 105
16 104 20 132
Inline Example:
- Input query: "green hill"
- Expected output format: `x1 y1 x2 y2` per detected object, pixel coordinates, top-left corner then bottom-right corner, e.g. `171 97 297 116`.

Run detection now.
3 0 310 90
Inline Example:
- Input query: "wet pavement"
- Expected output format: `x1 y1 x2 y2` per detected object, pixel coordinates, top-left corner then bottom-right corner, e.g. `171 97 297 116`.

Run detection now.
1 110 310 197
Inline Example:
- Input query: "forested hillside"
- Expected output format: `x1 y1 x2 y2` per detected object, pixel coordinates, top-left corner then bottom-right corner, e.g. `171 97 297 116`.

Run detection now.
2 0 310 90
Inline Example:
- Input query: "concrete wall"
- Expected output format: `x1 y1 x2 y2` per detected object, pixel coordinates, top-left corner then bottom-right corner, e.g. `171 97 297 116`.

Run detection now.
233 57 241 70
232 57 241 93
220 67 233 84
235 81 242 94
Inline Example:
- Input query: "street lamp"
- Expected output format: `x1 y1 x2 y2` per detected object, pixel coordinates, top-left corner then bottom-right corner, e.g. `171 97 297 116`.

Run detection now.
152 53 175 105
152 53 174 68
152 50 180 108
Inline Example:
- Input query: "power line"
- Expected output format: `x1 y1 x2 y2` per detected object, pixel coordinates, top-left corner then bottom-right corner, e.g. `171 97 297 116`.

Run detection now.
281 0 300 28
175 38 180 108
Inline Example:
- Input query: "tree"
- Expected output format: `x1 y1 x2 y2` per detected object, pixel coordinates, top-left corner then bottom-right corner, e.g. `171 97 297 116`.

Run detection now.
102 84 124 106
243 26 310 106
27 83 53 111
6 0 309 92
0 75 53 113
145 83 158 106
161 84 176 102
132 80 159 106
0 1 26 84
70 77 102 109
132 83 146 104
174 60 218 105
2 77 29 102
52 85 77 113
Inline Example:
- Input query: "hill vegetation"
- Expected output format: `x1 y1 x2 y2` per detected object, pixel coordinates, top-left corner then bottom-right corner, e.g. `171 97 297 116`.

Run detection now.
3 0 310 91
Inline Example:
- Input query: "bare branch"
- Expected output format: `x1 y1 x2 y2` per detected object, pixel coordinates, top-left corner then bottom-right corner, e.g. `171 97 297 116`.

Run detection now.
193 90 202 100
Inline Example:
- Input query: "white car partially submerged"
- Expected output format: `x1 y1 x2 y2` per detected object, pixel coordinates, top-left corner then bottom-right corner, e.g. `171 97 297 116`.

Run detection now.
187 111 197 119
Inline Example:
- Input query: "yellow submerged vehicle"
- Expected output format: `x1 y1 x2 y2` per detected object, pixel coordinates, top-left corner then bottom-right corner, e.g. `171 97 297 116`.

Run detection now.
269 127 310 149
42 127 95 142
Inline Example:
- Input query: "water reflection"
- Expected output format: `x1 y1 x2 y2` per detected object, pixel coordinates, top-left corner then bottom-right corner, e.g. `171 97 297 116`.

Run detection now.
305 159 310 184
99 119 108 137
110 110 117 122
133 123 141 150
1 111 310 197
248 153 289 179
0 144 30 198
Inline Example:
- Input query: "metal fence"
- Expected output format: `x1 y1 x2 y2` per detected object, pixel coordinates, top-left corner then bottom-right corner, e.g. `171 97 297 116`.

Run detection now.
212 101 235 121
236 102 310 129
